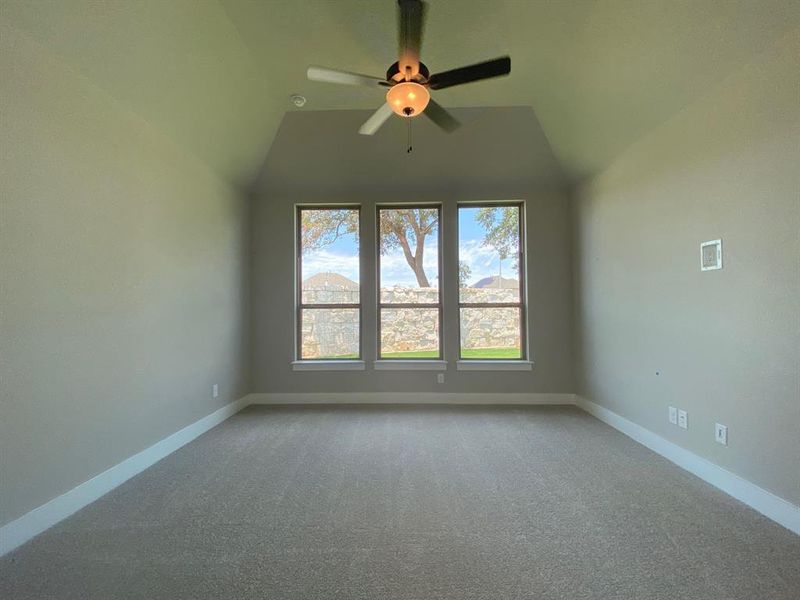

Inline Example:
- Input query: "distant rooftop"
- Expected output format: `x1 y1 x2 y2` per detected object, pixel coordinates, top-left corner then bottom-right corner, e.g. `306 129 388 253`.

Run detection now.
303 272 358 290
472 275 518 289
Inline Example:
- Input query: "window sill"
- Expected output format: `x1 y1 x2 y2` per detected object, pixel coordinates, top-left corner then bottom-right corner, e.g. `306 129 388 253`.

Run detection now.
374 360 448 371
292 360 366 372
456 360 533 371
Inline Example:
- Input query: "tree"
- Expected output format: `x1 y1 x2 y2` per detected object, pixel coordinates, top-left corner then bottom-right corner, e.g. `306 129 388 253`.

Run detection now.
458 261 472 288
301 209 359 252
378 208 437 287
301 207 437 288
475 207 519 284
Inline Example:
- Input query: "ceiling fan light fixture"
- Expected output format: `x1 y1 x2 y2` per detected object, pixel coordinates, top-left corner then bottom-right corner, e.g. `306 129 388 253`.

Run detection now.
386 81 429 117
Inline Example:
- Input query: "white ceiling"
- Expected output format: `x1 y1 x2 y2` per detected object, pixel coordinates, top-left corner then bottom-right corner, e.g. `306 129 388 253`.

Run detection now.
3 0 798 187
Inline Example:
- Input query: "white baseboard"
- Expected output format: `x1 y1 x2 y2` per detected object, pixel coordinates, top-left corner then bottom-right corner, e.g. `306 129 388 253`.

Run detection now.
575 396 800 536
0 396 250 557
246 392 576 405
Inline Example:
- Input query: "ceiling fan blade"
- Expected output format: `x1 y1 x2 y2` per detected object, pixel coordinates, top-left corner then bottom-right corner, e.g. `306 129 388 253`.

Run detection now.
359 103 394 135
398 0 426 79
424 98 460 132
428 56 511 90
307 66 389 88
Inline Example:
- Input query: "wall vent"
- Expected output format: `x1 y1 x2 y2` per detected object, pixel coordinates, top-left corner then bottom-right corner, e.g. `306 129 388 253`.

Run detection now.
700 239 722 271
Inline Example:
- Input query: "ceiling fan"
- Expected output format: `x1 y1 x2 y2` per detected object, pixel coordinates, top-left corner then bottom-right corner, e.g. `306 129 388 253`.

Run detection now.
306 0 511 136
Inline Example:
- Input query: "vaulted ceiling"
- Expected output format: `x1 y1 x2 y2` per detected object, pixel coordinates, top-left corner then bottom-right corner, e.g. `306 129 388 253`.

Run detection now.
3 0 798 188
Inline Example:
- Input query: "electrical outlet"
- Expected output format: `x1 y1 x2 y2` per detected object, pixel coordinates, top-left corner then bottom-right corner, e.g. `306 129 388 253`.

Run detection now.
437 373 445 384
677 409 688 430
212 384 219 399
668 406 678 425
715 423 728 445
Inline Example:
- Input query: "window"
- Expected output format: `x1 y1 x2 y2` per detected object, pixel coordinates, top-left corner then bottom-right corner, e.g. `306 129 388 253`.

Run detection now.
296 206 360 360
377 206 442 359
294 202 528 368
458 203 526 359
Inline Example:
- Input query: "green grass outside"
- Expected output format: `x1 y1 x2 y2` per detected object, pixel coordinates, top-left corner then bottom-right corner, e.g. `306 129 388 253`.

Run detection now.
316 347 521 360
381 347 521 359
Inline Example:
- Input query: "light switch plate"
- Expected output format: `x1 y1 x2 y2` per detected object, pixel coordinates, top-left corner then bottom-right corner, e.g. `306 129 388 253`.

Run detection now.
668 406 678 425
212 384 219 399
677 409 688 430
715 423 728 445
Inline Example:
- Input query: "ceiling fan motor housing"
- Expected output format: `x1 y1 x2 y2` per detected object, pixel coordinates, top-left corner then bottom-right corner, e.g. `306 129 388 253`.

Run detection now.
386 61 430 83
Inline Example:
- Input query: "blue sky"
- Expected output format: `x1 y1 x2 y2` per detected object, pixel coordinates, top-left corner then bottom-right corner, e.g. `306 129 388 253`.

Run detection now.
302 207 518 288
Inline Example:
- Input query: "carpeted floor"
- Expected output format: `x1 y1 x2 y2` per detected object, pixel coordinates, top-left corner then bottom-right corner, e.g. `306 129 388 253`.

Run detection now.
1 405 798 599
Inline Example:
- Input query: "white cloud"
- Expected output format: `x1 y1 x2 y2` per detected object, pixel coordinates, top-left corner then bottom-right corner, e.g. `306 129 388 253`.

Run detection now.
302 250 360 282
459 240 497 282
380 242 439 287
459 239 495 268
302 241 518 289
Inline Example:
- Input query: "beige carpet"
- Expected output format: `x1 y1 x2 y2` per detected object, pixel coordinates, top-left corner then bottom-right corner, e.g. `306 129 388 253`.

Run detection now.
1 404 798 599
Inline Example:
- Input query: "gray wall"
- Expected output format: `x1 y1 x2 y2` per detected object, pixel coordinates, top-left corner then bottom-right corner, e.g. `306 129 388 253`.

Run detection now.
573 31 799 505
0 23 250 525
251 108 574 394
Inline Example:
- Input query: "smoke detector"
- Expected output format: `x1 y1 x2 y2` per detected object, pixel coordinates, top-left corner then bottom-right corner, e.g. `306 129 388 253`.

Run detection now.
290 94 307 107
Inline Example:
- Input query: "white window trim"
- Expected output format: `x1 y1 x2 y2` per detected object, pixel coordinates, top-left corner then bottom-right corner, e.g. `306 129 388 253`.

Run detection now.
456 360 533 372
373 360 448 371
457 200 531 362
295 204 362 363
376 204 444 361
292 360 366 372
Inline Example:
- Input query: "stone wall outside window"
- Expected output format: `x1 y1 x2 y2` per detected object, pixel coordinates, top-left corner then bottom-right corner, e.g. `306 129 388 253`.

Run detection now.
301 287 520 358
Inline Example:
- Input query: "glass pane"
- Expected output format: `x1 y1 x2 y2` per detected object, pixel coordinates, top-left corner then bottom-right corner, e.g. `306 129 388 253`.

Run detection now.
460 307 522 359
380 308 440 358
379 207 439 304
300 208 359 304
301 308 359 359
458 205 521 303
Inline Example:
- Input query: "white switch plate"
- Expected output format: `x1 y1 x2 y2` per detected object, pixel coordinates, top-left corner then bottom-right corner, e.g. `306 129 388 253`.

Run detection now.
212 384 219 399
677 409 688 430
668 406 678 425
715 423 728 445
437 373 445 384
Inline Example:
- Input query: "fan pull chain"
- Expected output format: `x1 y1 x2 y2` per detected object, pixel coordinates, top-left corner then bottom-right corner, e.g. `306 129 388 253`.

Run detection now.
407 118 413 153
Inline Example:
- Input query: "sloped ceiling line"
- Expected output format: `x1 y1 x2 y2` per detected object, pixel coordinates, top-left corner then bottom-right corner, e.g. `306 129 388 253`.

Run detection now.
3 0 798 187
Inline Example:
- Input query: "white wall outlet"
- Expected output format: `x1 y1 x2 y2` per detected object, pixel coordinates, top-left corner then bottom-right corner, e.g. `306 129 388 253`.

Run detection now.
212 384 219 399
668 406 678 425
437 373 445 384
677 409 688 430
715 423 728 445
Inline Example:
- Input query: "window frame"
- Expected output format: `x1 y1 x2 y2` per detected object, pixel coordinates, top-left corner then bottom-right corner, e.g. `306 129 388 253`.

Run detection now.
295 204 362 362
457 201 528 361
376 204 444 360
